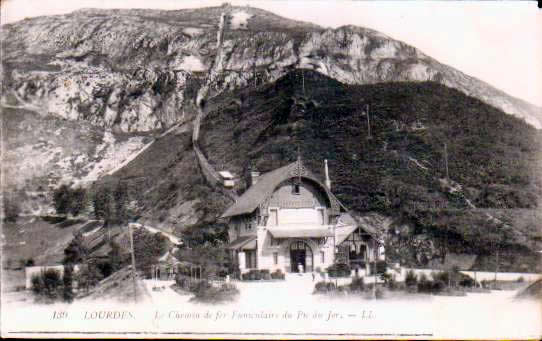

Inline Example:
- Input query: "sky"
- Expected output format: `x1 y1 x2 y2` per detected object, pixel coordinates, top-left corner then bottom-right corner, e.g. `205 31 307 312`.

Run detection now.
2 0 541 107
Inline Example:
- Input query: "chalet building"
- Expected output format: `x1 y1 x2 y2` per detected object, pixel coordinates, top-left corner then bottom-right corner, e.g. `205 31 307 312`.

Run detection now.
221 157 383 275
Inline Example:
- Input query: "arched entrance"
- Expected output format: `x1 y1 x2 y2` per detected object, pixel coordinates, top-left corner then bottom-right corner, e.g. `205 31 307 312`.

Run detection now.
290 241 313 273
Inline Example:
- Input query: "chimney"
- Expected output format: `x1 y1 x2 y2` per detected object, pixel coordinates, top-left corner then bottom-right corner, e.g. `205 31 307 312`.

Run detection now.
324 159 331 190
247 164 260 187
251 170 260 186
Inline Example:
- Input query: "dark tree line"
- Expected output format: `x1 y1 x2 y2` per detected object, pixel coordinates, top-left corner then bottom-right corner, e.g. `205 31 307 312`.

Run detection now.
53 184 87 216
52 181 135 225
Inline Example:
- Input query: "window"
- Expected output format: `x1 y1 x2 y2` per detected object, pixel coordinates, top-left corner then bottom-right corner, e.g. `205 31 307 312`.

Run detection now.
245 251 256 269
293 183 300 195
320 251 325 263
317 208 325 225
269 208 278 226
273 252 278 265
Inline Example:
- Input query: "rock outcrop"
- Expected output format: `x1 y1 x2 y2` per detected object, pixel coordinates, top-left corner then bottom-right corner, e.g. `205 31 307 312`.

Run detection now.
2 6 541 132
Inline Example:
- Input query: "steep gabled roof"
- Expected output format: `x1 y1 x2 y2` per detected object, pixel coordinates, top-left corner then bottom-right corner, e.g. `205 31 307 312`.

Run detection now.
221 160 345 218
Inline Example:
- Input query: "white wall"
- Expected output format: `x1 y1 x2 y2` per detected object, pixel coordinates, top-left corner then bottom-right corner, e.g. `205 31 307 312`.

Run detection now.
256 228 335 273
25 264 80 289
278 208 325 225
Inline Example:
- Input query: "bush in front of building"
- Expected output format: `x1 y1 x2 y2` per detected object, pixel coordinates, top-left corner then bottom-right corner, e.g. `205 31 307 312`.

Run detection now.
189 280 239 303
241 269 274 281
349 277 365 292
416 272 446 294
326 263 350 278
405 270 418 289
376 260 387 274
270 269 285 280
31 269 64 302
314 281 336 293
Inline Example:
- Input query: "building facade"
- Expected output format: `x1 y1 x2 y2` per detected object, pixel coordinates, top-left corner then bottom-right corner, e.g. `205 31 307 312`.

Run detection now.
221 158 381 275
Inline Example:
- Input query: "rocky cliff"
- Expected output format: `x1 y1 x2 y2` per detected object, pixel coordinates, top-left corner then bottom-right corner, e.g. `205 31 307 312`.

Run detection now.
2 5 541 132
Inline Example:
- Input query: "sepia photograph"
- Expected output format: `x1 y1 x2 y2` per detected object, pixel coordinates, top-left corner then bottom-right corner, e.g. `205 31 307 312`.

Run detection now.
1 0 541 338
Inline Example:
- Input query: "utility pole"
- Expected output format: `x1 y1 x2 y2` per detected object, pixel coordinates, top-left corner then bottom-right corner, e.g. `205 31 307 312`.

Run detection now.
494 242 499 287
366 104 371 139
302 69 305 96
444 143 449 180
253 55 257 88
446 224 451 288
128 223 137 303
373 239 377 299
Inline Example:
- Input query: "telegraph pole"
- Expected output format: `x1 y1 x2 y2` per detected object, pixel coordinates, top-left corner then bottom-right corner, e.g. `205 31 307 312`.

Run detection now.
128 223 137 303
302 69 305 96
444 143 449 180
494 242 499 287
253 55 257 88
366 104 371 139
373 239 377 299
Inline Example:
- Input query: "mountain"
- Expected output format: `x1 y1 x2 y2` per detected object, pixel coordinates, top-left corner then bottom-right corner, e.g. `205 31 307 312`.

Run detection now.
104 70 542 272
2 5 541 133
2 6 542 273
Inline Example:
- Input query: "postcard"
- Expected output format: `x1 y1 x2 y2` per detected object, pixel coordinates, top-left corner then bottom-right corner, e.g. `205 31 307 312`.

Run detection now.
1 0 541 339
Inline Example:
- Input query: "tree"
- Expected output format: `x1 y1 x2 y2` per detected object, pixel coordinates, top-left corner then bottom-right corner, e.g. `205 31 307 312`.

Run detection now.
53 185 87 217
69 187 87 216
3 196 20 222
93 182 131 224
31 268 62 300
77 261 103 292
93 186 111 221
108 241 124 273
53 184 71 215
63 232 88 265
62 264 75 303
113 181 129 224
133 228 169 277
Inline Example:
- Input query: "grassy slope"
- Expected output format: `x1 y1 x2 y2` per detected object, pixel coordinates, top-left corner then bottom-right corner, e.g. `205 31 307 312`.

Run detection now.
2 217 89 268
199 70 542 271
100 123 232 234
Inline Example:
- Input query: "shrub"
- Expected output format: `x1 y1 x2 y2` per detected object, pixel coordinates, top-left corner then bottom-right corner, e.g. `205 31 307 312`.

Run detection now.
240 269 275 281
380 273 397 290
31 269 63 301
314 281 336 293
405 270 418 287
327 263 350 278
417 277 445 294
376 260 387 274
431 279 445 293
190 280 239 303
350 277 365 292
260 269 271 280
459 276 475 288
62 265 74 303
431 271 449 285
271 269 285 280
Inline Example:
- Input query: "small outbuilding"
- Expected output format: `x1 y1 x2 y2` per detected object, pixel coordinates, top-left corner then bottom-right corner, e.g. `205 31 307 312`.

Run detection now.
218 171 235 188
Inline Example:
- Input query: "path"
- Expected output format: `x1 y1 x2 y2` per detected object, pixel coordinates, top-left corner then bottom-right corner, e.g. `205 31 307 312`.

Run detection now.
130 222 183 245
191 9 238 201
